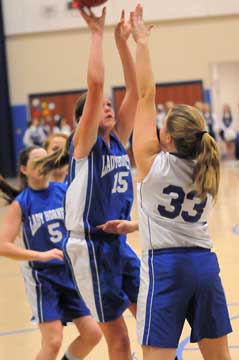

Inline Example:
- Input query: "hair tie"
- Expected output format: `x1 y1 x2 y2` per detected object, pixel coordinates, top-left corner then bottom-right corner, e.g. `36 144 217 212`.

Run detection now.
196 130 208 140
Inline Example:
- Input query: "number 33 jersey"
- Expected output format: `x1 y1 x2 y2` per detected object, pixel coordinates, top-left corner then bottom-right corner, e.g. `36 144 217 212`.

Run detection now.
65 133 133 238
137 152 213 252
16 182 67 268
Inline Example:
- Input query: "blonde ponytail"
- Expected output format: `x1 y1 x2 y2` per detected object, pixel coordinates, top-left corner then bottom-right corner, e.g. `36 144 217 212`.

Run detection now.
193 133 220 199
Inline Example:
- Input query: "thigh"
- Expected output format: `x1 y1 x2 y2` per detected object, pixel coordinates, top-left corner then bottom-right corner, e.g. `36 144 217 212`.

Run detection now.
198 335 231 360
38 320 63 343
142 346 176 360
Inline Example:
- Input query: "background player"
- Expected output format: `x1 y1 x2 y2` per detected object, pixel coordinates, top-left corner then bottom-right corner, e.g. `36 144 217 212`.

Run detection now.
0 146 102 360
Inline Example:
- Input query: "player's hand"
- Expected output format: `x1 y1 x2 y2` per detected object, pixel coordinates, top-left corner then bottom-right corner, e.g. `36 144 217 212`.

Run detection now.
38 249 64 262
130 4 153 43
97 220 139 234
80 6 106 35
115 10 132 42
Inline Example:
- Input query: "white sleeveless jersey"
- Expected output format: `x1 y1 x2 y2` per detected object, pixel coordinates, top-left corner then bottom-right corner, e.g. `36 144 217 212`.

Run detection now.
137 152 213 252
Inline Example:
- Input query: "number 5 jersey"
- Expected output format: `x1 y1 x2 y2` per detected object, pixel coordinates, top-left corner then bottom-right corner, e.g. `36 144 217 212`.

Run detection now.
137 151 213 252
16 181 67 268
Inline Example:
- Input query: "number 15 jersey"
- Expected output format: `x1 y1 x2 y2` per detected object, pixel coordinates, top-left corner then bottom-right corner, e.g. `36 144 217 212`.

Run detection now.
137 151 213 252
65 133 133 239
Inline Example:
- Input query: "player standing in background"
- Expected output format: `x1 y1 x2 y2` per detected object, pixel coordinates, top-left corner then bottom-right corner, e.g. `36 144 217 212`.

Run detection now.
129 5 232 360
0 146 102 360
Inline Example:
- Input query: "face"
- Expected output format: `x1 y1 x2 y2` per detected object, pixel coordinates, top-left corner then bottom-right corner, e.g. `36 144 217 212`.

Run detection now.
47 136 67 154
99 98 115 130
21 148 48 181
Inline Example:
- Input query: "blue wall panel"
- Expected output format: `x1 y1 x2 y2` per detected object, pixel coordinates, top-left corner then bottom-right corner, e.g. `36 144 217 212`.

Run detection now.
11 105 27 166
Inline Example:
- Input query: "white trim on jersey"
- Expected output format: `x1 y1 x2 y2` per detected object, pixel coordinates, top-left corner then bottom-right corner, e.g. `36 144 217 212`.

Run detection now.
65 157 88 233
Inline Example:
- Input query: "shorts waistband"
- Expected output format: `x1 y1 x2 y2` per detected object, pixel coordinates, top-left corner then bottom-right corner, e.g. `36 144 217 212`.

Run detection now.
149 247 211 255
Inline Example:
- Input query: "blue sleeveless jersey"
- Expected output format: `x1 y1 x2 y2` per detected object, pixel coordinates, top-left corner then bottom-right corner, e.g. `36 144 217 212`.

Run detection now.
65 133 133 240
16 182 67 269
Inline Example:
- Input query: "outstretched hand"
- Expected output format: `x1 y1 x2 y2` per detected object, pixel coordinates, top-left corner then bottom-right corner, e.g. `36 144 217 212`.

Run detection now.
80 6 106 35
115 10 132 42
130 4 153 43
97 220 138 234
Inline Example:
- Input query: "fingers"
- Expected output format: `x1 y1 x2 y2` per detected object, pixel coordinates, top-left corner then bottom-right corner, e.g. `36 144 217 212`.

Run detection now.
120 9 125 22
101 6 106 20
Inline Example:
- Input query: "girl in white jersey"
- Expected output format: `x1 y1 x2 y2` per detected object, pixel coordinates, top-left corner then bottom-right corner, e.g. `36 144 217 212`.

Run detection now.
124 5 232 360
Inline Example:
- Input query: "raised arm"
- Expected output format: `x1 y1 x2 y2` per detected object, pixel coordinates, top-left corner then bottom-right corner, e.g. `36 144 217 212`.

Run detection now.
73 7 106 159
131 5 161 179
113 10 138 146
0 201 63 261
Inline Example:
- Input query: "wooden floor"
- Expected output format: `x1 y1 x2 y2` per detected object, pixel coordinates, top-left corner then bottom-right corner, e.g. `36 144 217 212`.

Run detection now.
0 160 238 359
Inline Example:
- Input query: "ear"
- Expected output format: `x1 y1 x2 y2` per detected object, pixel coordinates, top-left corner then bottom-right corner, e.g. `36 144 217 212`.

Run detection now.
20 165 27 175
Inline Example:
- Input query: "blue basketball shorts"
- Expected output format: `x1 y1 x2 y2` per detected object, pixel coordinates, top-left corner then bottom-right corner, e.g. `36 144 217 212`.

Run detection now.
137 248 232 348
64 235 140 322
22 263 90 324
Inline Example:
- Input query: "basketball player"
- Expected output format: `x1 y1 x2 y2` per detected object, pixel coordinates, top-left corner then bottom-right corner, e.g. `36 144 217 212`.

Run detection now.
127 5 232 360
62 6 140 360
0 146 102 360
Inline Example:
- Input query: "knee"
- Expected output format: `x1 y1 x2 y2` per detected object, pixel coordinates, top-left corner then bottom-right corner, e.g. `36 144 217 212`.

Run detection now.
83 327 103 347
108 332 130 352
43 334 63 354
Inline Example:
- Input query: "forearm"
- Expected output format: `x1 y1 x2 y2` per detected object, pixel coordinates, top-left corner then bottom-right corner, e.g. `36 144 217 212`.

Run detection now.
88 32 104 88
136 39 155 100
0 242 42 261
116 39 137 94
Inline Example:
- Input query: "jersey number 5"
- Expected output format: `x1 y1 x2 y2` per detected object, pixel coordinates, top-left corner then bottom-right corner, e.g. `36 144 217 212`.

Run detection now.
157 185 207 223
112 171 129 193
48 222 63 243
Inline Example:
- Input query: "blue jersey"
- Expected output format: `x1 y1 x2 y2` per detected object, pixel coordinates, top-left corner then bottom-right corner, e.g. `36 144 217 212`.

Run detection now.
65 133 133 239
16 182 67 269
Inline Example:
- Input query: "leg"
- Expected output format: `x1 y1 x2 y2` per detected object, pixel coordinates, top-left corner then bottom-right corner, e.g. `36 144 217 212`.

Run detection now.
99 316 132 360
36 320 63 360
198 335 231 360
128 303 137 318
142 345 176 360
65 316 102 359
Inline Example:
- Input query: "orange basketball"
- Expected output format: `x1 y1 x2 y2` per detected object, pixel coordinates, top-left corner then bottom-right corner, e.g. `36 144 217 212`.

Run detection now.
76 0 108 8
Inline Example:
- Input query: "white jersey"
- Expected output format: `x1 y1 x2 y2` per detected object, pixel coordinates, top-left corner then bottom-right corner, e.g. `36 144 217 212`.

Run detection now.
137 152 213 252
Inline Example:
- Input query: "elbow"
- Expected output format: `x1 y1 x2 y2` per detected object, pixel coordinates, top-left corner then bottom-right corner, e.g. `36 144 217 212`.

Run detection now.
139 87 155 101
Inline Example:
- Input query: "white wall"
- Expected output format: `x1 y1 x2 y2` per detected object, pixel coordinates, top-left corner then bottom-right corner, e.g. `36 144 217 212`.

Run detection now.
6 15 239 105
3 0 239 35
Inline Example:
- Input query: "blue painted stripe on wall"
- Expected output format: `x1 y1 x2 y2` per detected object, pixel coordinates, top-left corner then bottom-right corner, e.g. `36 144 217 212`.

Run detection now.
203 88 211 104
11 105 27 166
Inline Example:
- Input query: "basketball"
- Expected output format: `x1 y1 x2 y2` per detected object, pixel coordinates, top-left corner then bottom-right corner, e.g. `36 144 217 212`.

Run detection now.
76 0 108 8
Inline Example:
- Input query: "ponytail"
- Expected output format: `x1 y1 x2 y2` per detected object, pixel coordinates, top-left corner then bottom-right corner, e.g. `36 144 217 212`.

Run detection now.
0 176 21 204
33 133 72 175
193 133 220 199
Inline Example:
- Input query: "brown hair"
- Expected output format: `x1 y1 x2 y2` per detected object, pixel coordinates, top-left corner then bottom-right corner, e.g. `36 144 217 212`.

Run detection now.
0 146 40 204
166 104 220 199
44 133 68 152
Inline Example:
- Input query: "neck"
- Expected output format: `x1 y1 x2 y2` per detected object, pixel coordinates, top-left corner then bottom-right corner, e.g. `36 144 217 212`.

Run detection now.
99 128 111 146
28 178 50 191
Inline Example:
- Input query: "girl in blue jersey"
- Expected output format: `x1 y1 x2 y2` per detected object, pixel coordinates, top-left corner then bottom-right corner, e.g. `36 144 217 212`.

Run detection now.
124 5 231 360
0 146 102 360
36 7 141 360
